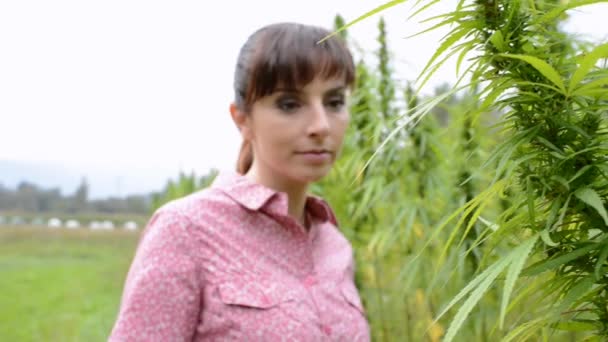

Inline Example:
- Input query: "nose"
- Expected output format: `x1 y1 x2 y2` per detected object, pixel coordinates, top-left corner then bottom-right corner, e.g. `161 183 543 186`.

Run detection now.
307 103 330 138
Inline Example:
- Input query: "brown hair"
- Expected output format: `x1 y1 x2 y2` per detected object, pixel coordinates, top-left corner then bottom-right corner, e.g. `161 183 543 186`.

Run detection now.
233 22 356 174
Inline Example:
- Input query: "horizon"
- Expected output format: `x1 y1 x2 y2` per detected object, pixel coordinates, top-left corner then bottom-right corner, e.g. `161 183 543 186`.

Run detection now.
0 159 217 199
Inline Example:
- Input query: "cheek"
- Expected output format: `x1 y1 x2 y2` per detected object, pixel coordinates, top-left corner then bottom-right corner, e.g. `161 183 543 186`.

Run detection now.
333 114 350 140
251 119 292 157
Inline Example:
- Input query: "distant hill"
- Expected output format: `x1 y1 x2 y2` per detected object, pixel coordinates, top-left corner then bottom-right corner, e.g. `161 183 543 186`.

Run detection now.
0 159 180 199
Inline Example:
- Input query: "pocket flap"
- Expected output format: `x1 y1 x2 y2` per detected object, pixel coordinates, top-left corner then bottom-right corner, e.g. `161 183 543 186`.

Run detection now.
218 278 297 309
341 280 366 314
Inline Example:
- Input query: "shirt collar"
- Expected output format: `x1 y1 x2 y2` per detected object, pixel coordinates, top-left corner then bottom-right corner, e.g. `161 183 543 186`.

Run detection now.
211 170 337 224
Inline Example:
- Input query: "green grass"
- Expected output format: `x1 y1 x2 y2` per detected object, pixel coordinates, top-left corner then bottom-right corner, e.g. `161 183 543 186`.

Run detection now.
0 226 140 341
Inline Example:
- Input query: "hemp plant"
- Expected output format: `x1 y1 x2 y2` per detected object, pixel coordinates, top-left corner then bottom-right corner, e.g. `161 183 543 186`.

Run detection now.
332 0 608 340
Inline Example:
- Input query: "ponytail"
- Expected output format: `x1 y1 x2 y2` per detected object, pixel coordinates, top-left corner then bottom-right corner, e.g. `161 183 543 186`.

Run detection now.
236 139 253 174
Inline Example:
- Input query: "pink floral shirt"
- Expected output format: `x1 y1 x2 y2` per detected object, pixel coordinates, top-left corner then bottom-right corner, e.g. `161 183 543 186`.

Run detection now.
109 170 370 341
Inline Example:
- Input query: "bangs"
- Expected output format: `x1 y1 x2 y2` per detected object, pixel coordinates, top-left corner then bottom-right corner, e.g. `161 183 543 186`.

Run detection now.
245 24 355 106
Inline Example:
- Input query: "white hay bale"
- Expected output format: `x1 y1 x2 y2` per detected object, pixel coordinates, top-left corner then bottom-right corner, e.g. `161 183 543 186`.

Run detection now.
101 220 115 230
89 221 102 230
65 220 80 229
123 221 138 231
48 218 62 228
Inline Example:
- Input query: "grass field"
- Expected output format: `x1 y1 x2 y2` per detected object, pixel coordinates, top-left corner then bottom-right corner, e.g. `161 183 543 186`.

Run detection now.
0 226 140 341
1 225 594 342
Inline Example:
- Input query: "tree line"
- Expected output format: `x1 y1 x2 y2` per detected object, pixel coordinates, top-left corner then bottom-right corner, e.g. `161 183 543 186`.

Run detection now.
0 178 150 215
0 168 221 216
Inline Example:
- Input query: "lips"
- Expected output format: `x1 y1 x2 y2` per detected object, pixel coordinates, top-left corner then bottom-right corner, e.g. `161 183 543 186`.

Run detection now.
295 149 333 163
296 149 331 154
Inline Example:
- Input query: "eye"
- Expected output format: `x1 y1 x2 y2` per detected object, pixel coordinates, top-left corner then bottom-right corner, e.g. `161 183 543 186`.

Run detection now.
276 97 301 113
326 96 346 111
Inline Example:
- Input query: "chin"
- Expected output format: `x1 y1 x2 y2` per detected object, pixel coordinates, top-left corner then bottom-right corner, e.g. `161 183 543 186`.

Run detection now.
293 166 333 184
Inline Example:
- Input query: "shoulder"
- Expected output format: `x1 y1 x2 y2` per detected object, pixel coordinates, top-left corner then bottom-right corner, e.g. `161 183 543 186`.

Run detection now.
157 187 234 219
143 186 245 237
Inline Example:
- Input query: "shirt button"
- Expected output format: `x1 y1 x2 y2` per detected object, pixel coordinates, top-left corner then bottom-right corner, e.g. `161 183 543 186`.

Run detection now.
303 275 317 288
322 325 332 336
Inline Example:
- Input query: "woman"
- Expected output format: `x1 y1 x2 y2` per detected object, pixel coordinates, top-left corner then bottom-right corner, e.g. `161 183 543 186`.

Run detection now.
110 22 370 341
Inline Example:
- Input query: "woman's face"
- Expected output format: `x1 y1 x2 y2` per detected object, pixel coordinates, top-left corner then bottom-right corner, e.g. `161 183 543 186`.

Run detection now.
238 76 350 186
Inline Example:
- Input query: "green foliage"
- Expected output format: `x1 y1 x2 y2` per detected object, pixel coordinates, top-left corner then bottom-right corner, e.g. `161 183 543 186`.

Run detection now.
332 1 607 339
319 0 407 43
317 13 507 341
377 17 395 121
338 0 608 341
150 168 218 212
333 14 348 40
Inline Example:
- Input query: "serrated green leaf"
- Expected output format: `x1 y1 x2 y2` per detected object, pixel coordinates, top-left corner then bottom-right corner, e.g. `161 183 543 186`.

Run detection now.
404 16 453 39
536 0 608 26
319 0 407 43
554 320 598 332
437 183 504 268
489 30 506 52
536 136 563 154
522 243 600 276
501 317 549 342
499 235 539 329
527 177 536 226
498 53 566 93
574 188 608 226
549 151 567 160
581 334 605 342
408 0 441 21
568 43 608 93
433 248 513 325
569 165 593 183
550 175 570 191
456 197 491 250
455 41 474 76
353 179 378 221
553 194 572 232
572 77 608 96
540 229 559 247
594 242 608 281
417 27 472 89
443 252 513 342
555 275 595 314
493 140 518 184
481 80 508 110
358 84 465 185
544 197 562 232
522 42 535 53
564 122 592 140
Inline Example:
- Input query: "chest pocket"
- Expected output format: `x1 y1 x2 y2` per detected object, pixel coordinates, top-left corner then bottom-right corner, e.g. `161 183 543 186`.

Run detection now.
212 278 315 340
218 278 299 309
341 279 366 315
332 279 370 341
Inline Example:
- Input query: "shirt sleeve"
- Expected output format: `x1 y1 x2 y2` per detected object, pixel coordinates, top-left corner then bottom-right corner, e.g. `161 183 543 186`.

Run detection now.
109 209 202 341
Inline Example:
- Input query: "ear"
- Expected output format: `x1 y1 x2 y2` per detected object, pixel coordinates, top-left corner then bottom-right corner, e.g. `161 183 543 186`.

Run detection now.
230 103 253 140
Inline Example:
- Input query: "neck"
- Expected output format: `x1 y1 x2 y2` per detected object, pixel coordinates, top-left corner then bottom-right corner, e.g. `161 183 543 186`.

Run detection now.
246 163 309 228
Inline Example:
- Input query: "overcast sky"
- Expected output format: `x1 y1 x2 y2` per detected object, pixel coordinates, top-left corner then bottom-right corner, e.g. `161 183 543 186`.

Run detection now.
1 1 607 197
